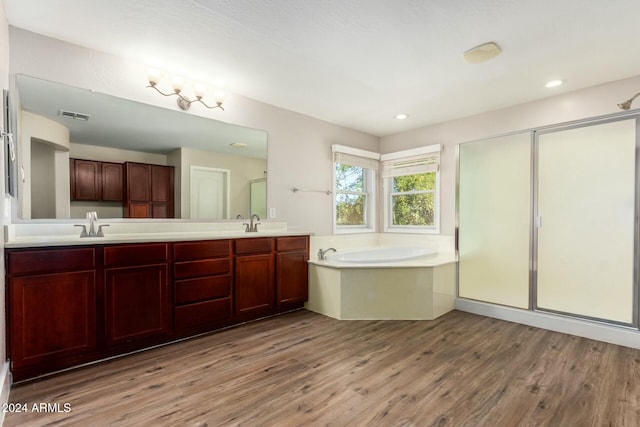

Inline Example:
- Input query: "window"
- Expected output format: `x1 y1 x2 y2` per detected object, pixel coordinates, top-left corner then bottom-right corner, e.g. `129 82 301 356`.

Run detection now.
382 145 441 233
332 145 379 233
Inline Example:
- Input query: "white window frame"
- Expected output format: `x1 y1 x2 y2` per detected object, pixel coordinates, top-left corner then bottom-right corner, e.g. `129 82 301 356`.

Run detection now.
382 144 441 234
332 145 379 234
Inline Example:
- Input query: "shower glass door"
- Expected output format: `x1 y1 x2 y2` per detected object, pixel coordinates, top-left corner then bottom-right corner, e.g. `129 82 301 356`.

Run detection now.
536 118 637 324
458 132 531 308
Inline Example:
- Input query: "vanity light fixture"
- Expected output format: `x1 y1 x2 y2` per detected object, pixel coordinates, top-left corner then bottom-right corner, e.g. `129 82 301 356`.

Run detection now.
617 91 640 110
146 68 226 111
395 113 409 120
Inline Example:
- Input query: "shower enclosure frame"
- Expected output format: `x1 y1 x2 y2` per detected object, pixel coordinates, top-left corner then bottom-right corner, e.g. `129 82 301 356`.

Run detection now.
456 111 640 329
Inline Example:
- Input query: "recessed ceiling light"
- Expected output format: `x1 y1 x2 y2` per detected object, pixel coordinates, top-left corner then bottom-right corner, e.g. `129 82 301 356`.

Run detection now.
545 80 563 88
230 142 247 148
395 113 409 120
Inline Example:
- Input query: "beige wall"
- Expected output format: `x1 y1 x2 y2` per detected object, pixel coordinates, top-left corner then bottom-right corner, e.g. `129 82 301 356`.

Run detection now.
70 142 167 165
18 110 70 218
9 28 379 234
30 139 56 218
380 74 640 235
0 0 11 408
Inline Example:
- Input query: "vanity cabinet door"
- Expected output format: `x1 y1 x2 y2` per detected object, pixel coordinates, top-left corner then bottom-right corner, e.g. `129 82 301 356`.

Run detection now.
7 247 98 380
234 253 275 317
275 236 309 308
9 271 97 369
104 265 169 345
103 244 170 346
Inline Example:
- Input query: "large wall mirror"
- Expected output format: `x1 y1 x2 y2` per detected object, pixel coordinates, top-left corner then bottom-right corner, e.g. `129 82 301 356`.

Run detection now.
15 75 268 220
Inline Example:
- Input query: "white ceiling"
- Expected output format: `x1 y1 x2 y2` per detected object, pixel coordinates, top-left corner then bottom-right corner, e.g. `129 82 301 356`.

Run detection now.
5 0 640 137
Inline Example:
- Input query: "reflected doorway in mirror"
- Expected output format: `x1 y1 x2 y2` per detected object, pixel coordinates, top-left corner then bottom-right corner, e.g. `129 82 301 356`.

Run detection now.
190 166 230 219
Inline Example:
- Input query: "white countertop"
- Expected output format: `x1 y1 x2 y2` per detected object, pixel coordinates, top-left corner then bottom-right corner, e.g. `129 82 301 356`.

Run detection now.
4 221 312 248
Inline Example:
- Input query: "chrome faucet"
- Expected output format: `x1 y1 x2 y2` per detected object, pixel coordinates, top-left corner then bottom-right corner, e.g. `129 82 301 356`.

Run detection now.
317 248 337 260
87 211 97 237
243 213 261 232
74 211 109 237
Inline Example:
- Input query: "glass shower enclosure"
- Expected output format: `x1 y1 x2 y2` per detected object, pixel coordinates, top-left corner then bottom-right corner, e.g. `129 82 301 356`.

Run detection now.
458 115 638 327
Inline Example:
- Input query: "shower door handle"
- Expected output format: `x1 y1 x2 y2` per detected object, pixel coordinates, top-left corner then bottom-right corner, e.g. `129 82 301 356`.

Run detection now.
536 215 542 228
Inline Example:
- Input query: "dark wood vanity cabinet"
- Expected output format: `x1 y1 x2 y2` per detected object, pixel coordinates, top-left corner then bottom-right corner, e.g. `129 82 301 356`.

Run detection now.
7 247 97 378
70 159 123 202
234 238 275 319
173 240 233 334
124 162 174 218
103 243 170 347
6 235 308 381
276 236 309 308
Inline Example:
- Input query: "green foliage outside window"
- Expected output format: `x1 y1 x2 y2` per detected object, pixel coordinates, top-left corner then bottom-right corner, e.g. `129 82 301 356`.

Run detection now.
391 172 435 226
336 163 366 226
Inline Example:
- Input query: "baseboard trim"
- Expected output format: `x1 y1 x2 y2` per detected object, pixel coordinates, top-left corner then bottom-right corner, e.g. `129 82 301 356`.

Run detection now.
0 361 11 425
455 298 640 349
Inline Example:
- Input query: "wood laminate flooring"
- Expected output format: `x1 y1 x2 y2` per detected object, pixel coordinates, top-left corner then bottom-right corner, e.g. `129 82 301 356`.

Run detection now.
4 309 640 426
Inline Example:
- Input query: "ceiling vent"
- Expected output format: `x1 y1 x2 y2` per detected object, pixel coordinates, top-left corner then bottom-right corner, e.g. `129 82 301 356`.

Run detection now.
59 110 91 121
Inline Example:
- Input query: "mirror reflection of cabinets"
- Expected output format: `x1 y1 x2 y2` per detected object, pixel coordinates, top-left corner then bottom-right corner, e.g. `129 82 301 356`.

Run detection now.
124 162 174 218
70 158 175 218
70 159 123 202
17 75 268 220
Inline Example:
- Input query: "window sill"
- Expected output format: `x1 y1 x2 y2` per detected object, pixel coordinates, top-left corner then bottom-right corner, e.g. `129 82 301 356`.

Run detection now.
383 227 440 235
334 227 377 235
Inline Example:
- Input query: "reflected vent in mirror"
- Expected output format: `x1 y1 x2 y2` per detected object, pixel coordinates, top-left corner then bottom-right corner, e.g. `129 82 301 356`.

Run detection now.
59 110 90 121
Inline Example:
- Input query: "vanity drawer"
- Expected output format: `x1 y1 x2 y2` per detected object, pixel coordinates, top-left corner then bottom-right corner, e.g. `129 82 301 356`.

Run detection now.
276 236 308 252
175 275 231 305
175 298 231 330
174 240 231 261
8 248 95 275
235 238 274 255
174 259 231 280
104 243 168 267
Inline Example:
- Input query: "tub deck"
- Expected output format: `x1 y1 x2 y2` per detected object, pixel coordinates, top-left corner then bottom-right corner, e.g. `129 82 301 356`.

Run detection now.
306 253 457 320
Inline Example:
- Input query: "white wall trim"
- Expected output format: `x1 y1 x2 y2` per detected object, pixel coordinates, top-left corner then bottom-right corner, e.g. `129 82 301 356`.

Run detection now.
380 143 441 161
456 298 640 349
331 144 380 160
0 361 11 425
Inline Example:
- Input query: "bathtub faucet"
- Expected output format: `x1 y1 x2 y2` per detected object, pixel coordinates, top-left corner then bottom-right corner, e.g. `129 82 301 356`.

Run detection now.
317 247 337 260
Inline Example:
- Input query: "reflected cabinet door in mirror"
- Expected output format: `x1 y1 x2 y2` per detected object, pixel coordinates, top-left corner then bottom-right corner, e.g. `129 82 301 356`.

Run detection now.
101 162 124 201
70 159 100 201
70 159 123 202
124 162 174 218
125 162 151 202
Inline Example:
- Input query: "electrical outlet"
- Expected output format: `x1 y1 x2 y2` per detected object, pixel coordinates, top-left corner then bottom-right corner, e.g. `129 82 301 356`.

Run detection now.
269 207 276 218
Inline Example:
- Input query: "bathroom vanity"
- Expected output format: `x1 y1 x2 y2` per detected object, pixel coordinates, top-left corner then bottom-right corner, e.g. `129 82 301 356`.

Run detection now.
5 230 309 381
